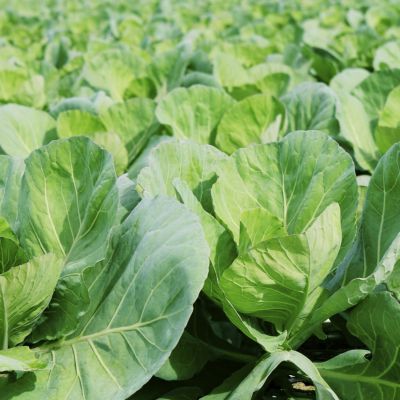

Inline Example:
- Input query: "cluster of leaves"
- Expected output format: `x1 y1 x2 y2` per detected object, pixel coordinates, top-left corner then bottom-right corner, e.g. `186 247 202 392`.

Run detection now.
1 0 400 399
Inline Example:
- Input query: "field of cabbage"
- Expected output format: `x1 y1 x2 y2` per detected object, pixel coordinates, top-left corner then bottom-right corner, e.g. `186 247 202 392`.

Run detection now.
1 0 400 399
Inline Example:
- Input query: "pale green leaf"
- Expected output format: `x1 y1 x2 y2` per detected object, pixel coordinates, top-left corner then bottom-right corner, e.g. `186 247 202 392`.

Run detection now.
0 105 55 158
281 83 339 135
216 94 285 154
212 130 358 267
335 92 379 172
137 140 227 213
373 41 400 70
288 233 400 348
352 69 400 118
221 204 341 334
0 156 24 230
100 98 157 162
92 132 129 175
0 347 47 372
357 143 400 278
238 209 286 255
56 108 128 174
0 254 62 348
147 47 190 96
18 137 118 270
330 68 370 94
171 179 285 352
376 85 400 153
83 48 145 101
0 217 27 273
0 70 46 108
56 109 105 138
127 135 172 179
249 63 292 97
156 85 234 144
213 53 252 91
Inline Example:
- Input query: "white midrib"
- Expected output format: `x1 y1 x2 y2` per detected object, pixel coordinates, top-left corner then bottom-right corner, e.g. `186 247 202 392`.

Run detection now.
320 368 400 389
0 284 8 350
376 189 387 266
285 256 310 336
63 156 110 265
63 308 186 347
39 163 66 257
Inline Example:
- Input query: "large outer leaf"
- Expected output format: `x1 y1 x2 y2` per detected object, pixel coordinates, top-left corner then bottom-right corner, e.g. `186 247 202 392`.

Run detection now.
318 292 400 399
215 94 286 154
34 140 220 341
0 104 55 158
0 254 62 348
212 130 358 267
18 137 118 270
155 85 235 144
281 83 339 135
349 143 400 280
3 197 209 399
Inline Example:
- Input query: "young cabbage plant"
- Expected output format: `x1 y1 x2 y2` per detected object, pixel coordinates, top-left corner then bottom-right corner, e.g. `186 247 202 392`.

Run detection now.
137 131 400 398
